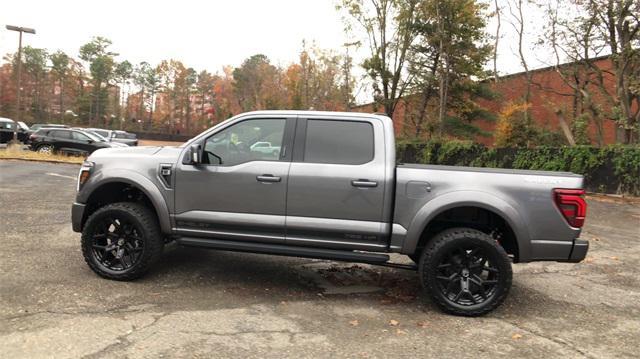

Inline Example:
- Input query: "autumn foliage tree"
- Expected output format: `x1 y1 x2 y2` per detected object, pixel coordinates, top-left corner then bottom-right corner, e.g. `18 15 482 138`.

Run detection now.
494 102 535 147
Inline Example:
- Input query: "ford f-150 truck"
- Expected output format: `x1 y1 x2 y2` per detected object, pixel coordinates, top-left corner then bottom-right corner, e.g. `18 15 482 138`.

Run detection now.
71 111 588 316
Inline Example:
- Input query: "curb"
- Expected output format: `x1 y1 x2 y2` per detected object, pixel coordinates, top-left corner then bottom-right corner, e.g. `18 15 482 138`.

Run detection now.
0 157 82 165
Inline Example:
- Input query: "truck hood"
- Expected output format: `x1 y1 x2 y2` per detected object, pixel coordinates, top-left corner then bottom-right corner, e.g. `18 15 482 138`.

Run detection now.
88 146 183 163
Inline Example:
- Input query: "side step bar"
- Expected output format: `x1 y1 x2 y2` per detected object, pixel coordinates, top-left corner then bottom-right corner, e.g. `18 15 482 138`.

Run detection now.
177 237 391 265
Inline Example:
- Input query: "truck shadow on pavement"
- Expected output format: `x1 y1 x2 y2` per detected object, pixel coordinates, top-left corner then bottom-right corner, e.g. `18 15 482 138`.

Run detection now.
152 245 423 302
145 244 551 318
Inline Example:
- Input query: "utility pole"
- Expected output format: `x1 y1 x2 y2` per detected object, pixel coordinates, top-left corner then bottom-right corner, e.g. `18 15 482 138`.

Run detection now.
6 25 36 143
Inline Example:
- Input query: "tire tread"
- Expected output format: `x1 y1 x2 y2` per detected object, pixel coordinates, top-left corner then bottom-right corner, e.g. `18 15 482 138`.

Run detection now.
81 202 163 281
419 227 512 316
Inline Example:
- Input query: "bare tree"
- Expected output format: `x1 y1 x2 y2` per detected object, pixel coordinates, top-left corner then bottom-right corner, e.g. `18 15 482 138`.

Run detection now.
493 0 501 82
507 0 533 114
544 0 639 144
338 0 419 118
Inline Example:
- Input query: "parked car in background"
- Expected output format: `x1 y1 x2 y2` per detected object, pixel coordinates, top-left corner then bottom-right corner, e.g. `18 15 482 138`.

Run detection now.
87 128 138 146
250 141 281 156
73 128 129 148
0 117 30 143
112 130 138 146
0 118 16 144
29 128 117 155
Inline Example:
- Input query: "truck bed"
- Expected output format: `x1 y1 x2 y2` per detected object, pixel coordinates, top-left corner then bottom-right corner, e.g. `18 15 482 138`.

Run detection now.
393 163 585 262
398 163 582 177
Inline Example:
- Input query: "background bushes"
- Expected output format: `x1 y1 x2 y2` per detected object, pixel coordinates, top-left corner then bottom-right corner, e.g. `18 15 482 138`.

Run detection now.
396 140 640 196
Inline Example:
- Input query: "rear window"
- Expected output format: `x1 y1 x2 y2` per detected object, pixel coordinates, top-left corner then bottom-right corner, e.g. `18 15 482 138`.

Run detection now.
115 132 136 139
303 120 374 165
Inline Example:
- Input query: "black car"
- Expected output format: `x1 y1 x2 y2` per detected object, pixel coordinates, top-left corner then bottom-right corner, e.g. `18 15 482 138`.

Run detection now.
0 118 30 144
29 128 115 155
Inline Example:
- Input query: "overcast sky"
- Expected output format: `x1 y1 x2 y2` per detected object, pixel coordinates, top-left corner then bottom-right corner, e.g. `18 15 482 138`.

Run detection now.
1 0 550 102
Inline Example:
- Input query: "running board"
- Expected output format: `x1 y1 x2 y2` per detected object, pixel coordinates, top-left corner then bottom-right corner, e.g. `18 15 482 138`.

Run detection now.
177 237 391 265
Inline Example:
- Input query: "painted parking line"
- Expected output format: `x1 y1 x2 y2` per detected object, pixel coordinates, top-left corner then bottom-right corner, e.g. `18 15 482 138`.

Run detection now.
45 172 76 180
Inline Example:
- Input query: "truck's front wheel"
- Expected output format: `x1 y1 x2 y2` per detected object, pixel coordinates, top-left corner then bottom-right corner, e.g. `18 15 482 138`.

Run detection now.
81 202 163 281
419 228 512 316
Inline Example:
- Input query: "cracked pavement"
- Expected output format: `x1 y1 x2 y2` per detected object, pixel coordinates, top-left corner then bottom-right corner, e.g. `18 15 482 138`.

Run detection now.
1 160 639 358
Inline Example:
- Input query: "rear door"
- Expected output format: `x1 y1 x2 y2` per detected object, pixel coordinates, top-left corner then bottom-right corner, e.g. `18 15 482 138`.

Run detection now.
285 116 388 251
49 130 72 152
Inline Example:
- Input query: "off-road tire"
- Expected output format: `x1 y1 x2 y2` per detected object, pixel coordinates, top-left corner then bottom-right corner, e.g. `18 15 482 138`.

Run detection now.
81 202 163 281
419 227 512 316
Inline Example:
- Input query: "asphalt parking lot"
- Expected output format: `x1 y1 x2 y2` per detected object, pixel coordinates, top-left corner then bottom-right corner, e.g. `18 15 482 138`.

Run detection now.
1 160 639 358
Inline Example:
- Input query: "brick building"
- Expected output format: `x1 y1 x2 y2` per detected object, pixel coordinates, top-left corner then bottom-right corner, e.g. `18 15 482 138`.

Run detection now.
353 56 627 146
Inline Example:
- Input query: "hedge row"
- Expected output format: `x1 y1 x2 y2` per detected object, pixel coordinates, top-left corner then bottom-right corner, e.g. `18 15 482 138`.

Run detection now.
396 140 640 196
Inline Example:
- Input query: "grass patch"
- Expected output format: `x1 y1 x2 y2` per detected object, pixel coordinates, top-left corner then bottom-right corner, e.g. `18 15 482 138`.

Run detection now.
0 145 84 164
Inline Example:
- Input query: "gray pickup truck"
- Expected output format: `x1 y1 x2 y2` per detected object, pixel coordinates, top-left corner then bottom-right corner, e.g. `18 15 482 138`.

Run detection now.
71 111 588 316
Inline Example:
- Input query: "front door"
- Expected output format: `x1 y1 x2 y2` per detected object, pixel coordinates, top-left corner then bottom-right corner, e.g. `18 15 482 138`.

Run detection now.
174 116 295 243
285 117 389 251
70 131 96 154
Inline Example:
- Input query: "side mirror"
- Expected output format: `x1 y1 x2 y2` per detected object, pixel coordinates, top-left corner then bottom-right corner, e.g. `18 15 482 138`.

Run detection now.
87 139 94 144
189 143 202 164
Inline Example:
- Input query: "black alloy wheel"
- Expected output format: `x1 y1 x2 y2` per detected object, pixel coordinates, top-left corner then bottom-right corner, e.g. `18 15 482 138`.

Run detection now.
434 245 500 306
91 216 144 271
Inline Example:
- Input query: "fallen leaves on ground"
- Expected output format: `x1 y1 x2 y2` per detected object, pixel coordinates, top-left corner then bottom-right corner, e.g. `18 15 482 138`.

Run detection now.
417 321 428 328
512 333 523 340
389 319 399 326
349 319 359 326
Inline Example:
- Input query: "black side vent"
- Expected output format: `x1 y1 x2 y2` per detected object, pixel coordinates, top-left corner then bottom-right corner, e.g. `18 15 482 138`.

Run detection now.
159 164 173 189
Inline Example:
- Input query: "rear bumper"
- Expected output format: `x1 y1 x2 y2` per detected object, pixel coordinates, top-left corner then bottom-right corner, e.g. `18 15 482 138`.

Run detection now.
529 238 589 262
568 239 589 263
71 202 86 232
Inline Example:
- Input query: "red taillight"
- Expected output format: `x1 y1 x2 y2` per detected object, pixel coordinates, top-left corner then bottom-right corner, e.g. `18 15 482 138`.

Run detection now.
554 189 587 228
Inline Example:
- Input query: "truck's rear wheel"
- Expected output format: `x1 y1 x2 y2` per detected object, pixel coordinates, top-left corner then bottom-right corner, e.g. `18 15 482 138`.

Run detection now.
81 202 163 281
419 227 512 316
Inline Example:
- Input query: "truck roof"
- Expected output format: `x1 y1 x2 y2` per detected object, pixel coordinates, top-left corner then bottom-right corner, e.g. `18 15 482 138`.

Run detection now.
239 110 392 122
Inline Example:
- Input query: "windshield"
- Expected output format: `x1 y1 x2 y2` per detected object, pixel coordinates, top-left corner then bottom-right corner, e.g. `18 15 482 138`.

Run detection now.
80 130 104 142
86 131 108 142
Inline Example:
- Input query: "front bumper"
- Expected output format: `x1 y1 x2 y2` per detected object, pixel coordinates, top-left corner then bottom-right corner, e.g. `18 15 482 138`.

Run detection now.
71 202 86 232
568 239 589 263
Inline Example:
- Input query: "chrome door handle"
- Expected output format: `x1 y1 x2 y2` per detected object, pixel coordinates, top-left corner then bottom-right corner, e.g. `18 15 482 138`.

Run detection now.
351 179 378 188
257 174 281 183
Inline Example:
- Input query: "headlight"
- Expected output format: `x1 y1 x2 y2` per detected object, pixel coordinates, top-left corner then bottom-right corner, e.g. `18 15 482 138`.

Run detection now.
77 161 94 191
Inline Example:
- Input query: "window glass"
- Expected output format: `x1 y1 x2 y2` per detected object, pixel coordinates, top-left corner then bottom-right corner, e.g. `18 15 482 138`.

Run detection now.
51 130 71 139
72 132 90 141
114 132 136 139
203 119 286 166
304 120 373 165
